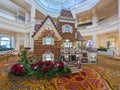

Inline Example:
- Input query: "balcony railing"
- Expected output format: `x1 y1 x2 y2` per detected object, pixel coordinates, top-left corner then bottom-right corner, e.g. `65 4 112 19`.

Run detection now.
0 10 16 21
78 14 119 30
0 10 25 24
97 14 119 26
78 24 93 30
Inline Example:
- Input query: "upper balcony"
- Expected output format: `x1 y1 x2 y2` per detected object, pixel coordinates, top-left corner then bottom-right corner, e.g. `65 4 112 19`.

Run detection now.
0 10 35 33
0 9 25 23
78 14 119 36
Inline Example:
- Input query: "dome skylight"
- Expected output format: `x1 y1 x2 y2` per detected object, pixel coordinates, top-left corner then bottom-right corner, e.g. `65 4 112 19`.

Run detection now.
35 0 86 12
35 0 100 16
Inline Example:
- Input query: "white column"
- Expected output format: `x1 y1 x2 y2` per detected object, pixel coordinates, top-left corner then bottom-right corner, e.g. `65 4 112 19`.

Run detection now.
25 11 30 25
24 33 29 47
92 8 98 27
92 33 97 48
118 0 120 49
92 8 98 48
30 0 35 22
29 30 34 51
29 0 35 51
15 33 20 50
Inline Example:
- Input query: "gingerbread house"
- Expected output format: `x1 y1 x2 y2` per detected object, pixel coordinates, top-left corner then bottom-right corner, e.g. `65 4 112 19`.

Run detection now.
32 9 85 62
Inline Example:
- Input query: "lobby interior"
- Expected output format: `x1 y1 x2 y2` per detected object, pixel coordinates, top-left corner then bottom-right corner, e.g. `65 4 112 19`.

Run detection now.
0 0 120 90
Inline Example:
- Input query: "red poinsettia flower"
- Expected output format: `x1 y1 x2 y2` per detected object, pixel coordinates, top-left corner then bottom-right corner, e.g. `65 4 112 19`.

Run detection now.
58 61 64 68
50 64 54 69
53 61 57 65
50 63 55 69
32 61 43 68
11 64 23 75
44 61 52 65
41 66 49 72
49 61 57 69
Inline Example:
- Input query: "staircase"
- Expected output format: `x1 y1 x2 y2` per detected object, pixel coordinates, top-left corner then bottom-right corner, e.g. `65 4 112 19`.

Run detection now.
67 62 82 73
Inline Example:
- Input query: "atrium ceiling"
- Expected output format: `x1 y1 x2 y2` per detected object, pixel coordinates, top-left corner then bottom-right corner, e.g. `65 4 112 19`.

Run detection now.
35 0 99 13
1 0 117 25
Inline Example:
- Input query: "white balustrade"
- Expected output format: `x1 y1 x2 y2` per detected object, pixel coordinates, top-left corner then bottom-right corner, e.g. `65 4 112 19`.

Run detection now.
77 14 119 36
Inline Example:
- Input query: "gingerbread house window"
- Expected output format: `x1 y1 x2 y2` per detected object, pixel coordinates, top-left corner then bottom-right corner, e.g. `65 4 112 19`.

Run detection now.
62 24 72 33
63 39 72 48
42 35 54 45
43 52 54 61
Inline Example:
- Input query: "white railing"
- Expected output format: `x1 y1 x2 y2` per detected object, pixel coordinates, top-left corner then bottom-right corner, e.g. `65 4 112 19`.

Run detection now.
78 24 93 30
0 10 25 24
0 10 16 21
78 14 119 31
98 15 119 26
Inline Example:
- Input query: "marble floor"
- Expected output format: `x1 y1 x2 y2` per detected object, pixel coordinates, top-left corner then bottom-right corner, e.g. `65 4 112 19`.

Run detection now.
0 55 120 90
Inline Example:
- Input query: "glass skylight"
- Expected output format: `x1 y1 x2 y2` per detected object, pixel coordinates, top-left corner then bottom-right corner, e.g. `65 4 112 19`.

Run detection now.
35 0 85 12
35 0 99 13
52 0 66 3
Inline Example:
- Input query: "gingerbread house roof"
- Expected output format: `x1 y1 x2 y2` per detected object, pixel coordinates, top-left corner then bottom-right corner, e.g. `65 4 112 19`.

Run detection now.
32 15 63 38
60 9 73 18
76 30 84 41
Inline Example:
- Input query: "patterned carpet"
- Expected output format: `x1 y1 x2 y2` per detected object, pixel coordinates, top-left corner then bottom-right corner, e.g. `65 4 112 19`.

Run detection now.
52 67 110 90
0 55 119 90
84 56 120 90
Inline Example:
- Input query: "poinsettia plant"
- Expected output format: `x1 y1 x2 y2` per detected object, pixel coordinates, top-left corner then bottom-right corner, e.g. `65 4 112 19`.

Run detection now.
10 64 23 75
9 49 71 79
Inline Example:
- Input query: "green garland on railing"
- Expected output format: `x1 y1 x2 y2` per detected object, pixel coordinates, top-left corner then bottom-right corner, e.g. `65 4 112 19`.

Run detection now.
0 48 14 51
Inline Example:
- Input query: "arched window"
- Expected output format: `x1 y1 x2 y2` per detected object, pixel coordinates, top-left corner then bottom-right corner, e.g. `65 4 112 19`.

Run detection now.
43 52 54 61
62 24 73 33
42 35 54 45
0 36 10 48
